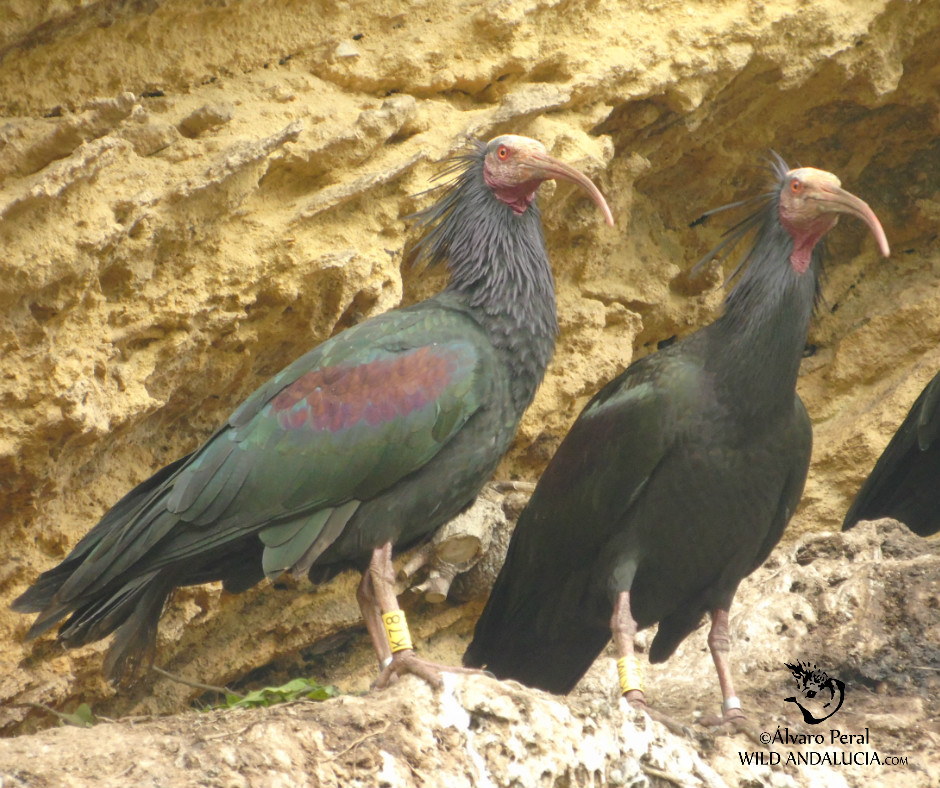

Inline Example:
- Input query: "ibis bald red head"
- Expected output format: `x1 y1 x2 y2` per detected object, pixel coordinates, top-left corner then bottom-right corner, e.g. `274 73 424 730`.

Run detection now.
482 135 614 226
778 167 890 273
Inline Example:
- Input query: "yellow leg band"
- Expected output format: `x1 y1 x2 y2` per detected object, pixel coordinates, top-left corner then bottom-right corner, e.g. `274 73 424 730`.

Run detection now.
617 656 644 694
382 610 414 653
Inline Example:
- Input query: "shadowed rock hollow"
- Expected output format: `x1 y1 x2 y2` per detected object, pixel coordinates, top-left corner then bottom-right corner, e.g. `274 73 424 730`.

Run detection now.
0 0 937 781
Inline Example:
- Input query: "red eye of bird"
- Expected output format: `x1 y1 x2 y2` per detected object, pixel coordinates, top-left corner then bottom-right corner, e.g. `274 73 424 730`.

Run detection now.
790 178 803 193
497 145 510 160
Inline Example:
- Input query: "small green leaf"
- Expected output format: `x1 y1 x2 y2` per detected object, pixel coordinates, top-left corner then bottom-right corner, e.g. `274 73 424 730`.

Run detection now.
215 678 337 710
277 678 312 694
60 703 96 728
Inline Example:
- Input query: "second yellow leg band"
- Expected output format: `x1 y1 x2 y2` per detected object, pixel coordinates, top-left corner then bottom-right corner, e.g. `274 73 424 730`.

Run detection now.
617 655 644 694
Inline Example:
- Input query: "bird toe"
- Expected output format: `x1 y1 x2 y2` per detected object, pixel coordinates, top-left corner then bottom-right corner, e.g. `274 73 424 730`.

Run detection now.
698 709 764 746
621 694 694 738
373 650 488 690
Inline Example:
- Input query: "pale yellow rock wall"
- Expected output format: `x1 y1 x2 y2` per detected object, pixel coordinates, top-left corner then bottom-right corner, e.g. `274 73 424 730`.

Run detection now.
1 0 937 732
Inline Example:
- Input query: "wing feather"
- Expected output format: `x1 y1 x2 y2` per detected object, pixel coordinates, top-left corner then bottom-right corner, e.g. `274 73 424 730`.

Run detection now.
289 499 362 578
260 510 332 578
59 306 496 600
467 352 690 669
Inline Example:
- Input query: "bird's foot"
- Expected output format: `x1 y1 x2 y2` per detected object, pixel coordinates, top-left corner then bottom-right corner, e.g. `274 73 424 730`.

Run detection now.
373 649 483 690
622 691 693 738
699 707 764 745
623 688 648 710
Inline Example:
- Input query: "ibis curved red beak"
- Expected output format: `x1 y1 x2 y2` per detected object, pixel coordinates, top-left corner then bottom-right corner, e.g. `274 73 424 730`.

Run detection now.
521 151 615 227
818 186 890 257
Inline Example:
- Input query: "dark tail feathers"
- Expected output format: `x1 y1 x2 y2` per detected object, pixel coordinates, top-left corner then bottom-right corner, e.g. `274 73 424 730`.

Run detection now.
464 568 611 694
17 569 173 683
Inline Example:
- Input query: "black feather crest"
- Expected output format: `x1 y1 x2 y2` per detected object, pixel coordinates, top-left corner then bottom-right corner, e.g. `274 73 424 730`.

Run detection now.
690 152 791 284
406 139 487 271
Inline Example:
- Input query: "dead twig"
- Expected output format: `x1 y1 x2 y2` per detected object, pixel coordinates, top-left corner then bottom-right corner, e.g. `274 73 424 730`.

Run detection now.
324 721 391 761
17 702 79 724
490 480 536 494
151 665 243 699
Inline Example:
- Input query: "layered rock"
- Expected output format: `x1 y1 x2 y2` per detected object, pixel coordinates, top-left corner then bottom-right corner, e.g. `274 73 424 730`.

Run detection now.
0 0 937 753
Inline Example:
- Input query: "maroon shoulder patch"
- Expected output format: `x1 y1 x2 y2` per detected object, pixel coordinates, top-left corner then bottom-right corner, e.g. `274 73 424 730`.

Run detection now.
270 346 461 432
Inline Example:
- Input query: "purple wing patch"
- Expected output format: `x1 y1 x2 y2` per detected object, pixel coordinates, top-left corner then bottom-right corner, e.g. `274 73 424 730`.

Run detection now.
271 346 459 432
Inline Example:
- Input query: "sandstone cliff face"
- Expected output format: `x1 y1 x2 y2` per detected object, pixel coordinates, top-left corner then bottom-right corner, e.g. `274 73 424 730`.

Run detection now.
0 0 937 748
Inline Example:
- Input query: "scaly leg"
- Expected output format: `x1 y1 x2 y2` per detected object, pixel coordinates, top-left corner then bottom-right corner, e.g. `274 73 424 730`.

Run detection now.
702 607 762 743
356 568 392 669
707 608 744 721
611 591 646 709
364 541 481 689
611 592 689 736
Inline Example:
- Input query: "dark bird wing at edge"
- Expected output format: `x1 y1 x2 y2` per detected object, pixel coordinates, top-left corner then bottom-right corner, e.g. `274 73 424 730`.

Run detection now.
842 369 940 537
465 341 811 693
464 356 670 693
464 349 693 691
13 300 498 645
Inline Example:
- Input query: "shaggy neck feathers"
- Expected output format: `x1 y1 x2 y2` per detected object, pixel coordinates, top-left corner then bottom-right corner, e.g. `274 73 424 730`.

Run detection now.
410 143 558 414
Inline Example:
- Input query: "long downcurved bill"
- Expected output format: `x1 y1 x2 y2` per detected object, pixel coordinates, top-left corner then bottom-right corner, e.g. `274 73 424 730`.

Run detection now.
522 151 615 227
819 185 890 257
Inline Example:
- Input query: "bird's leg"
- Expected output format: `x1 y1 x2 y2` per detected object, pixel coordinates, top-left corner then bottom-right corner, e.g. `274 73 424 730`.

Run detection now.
366 541 480 690
356 568 392 670
707 608 744 722
701 608 762 743
611 592 691 737
610 591 646 709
